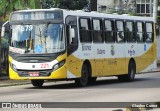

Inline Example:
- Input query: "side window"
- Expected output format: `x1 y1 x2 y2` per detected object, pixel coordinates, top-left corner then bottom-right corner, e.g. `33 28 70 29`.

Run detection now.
92 19 103 43
104 20 114 42
66 25 78 45
126 21 136 42
136 22 144 43
66 16 78 45
116 21 125 43
146 22 153 42
79 18 92 43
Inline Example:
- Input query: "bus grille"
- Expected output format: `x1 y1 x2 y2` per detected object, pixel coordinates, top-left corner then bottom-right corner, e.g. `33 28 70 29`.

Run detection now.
16 69 52 77
14 57 52 63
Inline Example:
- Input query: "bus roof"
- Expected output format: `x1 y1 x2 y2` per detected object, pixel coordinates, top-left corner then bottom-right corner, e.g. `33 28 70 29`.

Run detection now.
62 10 153 21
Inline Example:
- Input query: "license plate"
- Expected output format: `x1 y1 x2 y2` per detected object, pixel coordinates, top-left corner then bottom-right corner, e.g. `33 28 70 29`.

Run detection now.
28 72 39 77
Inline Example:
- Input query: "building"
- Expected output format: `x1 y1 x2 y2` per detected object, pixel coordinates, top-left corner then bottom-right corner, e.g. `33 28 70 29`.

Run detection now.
97 0 115 13
136 0 154 16
96 0 136 13
96 0 155 16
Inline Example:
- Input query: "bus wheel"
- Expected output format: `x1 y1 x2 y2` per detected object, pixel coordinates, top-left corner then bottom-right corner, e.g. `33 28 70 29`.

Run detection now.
118 61 136 82
127 61 136 81
75 64 89 87
31 80 44 87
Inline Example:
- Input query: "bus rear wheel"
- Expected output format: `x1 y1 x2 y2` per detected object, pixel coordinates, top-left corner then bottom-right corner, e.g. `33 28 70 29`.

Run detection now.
31 80 44 87
75 64 89 87
118 61 136 82
127 61 136 81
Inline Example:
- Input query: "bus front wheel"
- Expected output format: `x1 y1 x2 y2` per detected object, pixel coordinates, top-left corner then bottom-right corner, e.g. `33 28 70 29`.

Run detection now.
31 80 44 87
75 64 89 87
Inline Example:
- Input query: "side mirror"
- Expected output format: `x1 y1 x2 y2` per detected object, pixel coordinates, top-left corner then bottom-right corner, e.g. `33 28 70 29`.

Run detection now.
69 26 75 44
1 26 5 37
1 21 9 37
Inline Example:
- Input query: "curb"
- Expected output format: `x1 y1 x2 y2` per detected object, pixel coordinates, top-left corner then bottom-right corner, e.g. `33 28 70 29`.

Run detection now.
0 76 9 80
0 76 31 87
0 82 31 87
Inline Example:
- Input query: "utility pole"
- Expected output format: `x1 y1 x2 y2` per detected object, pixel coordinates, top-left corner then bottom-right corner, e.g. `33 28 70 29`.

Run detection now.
153 0 158 23
90 0 97 11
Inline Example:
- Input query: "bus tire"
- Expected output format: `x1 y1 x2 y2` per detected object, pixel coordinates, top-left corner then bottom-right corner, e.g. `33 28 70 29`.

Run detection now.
4 48 9 73
31 80 44 87
127 61 136 81
1 49 5 65
75 64 89 87
118 61 136 82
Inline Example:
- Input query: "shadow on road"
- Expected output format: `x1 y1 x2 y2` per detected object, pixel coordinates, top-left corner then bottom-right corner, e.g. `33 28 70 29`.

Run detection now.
25 76 160 89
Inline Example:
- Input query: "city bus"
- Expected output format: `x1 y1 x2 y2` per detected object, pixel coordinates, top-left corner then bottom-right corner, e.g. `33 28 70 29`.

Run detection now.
1 8 157 87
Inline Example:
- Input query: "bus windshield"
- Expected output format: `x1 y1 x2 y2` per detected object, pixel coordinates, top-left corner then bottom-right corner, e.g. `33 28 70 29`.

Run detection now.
10 23 65 54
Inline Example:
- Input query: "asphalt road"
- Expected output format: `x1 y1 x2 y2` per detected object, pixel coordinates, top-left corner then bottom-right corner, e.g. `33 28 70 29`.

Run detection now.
0 72 160 111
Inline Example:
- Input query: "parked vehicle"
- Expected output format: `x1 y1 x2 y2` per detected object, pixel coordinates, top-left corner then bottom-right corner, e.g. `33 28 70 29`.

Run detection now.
0 21 9 75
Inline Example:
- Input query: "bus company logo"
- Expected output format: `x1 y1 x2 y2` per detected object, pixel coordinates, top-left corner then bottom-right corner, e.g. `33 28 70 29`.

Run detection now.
82 45 91 51
97 49 105 54
128 45 135 56
32 65 35 68
144 44 147 51
111 45 115 56
35 45 43 53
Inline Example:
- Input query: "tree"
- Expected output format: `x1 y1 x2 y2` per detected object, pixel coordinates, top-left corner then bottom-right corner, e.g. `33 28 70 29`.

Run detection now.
41 0 89 10
0 0 89 21
0 0 41 21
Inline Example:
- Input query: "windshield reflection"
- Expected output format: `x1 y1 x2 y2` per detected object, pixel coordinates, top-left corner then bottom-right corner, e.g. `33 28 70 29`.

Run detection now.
11 24 65 54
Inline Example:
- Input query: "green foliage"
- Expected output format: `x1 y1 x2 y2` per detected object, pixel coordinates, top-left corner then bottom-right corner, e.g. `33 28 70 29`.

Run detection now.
14 0 40 10
0 0 89 21
42 0 88 10
0 0 8 16
109 9 137 16
14 0 23 10
0 0 41 21
27 0 41 9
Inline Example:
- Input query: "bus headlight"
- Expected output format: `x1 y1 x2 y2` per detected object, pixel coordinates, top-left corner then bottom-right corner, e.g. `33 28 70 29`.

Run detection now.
10 63 17 71
52 60 65 71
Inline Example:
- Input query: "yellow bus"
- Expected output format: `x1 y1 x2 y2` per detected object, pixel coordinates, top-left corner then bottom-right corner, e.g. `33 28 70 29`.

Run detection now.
1 8 157 87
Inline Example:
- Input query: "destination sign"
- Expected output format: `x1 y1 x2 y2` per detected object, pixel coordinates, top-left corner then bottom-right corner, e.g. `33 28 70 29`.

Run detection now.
10 10 63 21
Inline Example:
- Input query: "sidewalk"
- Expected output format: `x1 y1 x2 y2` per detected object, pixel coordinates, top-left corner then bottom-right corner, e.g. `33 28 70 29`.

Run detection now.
0 74 30 87
152 65 160 72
